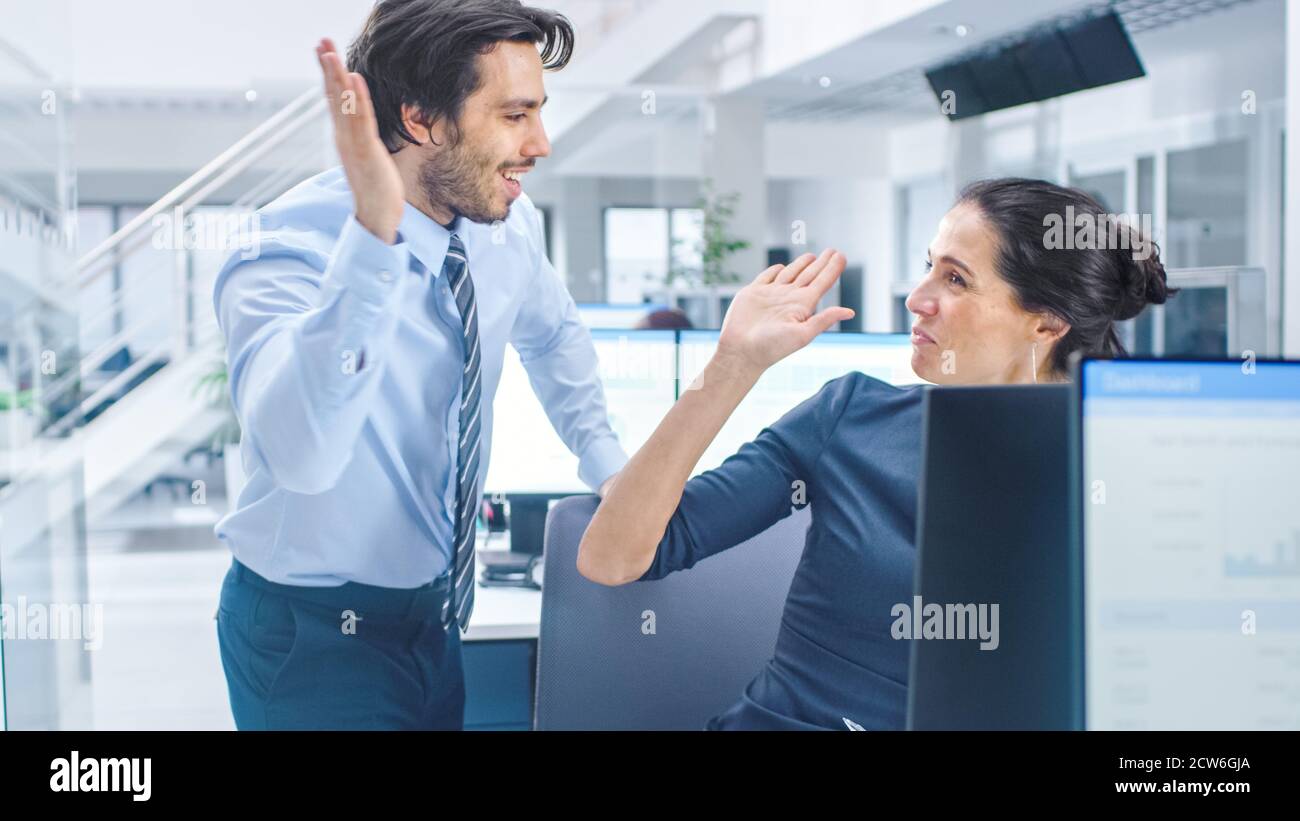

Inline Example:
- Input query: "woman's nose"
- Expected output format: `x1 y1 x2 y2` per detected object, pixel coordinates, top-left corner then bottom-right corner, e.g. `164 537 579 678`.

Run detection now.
905 283 938 317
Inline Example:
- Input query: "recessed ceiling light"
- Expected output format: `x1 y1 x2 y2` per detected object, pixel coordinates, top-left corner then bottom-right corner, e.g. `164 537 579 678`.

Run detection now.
933 22 973 37
818 76 831 88
244 89 258 102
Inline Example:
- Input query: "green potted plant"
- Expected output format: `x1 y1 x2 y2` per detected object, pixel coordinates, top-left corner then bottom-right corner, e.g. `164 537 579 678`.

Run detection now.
0 386 40 451
193 355 244 504
666 179 751 288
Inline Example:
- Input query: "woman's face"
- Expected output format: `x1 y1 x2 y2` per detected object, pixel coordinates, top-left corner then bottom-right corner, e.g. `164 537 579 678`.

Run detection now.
905 202 1064 385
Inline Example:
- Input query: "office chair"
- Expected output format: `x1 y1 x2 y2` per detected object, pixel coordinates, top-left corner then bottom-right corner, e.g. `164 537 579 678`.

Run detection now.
535 495 809 730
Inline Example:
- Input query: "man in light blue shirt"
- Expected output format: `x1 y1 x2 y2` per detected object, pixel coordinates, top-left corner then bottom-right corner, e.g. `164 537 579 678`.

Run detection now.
214 0 624 729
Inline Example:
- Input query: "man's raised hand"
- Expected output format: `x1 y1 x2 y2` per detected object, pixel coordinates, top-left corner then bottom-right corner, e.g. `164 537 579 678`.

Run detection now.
316 37 406 244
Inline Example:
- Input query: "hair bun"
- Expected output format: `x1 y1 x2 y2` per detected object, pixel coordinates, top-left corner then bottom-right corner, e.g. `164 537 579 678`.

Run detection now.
1114 239 1173 321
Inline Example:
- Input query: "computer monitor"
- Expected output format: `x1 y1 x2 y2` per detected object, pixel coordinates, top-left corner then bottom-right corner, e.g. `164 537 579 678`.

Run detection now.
678 331 925 475
1076 356 1300 730
907 384 1078 730
485 329 677 497
575 303 665 330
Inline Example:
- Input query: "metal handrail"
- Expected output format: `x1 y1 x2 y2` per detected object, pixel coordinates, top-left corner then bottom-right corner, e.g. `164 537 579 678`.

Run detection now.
76 85 323 278
38 84 329 437
42 342 170 439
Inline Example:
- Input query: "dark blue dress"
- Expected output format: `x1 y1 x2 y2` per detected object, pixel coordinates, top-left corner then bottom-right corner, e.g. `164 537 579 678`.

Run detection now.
637 371 926 730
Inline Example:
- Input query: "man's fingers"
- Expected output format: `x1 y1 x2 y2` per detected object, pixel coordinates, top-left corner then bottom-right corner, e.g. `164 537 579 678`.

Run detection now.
318 49 339 102
346 72 379 139
774 252 816 284
319 51 348 128
350 73 375 120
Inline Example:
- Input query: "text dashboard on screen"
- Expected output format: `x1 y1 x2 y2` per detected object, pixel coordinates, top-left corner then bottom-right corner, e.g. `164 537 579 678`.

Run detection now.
1080 358 1300 730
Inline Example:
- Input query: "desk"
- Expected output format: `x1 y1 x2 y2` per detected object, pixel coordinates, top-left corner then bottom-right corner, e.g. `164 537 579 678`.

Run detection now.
462 530 542 642
461 531 544 729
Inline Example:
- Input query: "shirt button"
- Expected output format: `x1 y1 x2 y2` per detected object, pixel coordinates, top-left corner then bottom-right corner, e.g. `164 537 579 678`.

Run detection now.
378 270 393 283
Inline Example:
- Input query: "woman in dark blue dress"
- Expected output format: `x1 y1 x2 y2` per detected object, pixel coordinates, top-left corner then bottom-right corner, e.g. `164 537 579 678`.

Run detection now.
578 178 1176 730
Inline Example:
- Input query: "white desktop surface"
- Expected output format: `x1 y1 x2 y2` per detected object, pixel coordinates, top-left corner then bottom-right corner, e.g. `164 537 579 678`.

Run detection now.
462 530 543 643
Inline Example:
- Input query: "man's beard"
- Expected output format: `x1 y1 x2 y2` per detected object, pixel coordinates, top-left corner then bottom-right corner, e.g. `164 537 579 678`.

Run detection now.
417 137 510 225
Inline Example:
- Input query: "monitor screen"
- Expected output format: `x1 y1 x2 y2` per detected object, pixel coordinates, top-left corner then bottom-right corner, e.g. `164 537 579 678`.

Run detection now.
1162 285 1229 355
1080 358 1300 729
485 329 677 495
679 331 925 475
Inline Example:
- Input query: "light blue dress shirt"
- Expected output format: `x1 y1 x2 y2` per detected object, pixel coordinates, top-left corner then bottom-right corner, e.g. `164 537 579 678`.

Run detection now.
212 166 628 588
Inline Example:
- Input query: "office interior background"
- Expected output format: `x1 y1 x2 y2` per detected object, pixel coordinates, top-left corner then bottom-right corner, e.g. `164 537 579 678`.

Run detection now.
1 0 1297 730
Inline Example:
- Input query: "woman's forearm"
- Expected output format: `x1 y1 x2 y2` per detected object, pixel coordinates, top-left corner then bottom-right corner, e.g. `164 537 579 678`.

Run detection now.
577 350 763 585
577 247 850 585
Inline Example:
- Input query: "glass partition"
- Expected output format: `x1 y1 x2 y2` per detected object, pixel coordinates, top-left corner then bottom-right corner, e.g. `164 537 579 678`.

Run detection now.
0 1 92 729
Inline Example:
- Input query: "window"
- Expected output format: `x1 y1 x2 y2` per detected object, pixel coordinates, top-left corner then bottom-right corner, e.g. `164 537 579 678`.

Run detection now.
535 204 552 260
896 177 949 283
603 206 703 303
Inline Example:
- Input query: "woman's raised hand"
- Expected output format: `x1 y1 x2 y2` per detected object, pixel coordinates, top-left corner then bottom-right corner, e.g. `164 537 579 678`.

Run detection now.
715 249 855 375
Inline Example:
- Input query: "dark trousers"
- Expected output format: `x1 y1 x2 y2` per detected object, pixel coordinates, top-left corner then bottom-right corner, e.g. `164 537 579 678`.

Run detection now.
216 558 464 729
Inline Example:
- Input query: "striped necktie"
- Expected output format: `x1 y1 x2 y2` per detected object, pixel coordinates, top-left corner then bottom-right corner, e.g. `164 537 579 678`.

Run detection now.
440 232 480 632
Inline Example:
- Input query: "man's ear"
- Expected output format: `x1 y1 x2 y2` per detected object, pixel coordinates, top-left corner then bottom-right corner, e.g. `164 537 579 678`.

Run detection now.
400 104 443 147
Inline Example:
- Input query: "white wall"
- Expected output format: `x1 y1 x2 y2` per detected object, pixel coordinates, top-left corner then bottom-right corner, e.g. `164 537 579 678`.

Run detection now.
766 176 895 331
1288 0 1300 357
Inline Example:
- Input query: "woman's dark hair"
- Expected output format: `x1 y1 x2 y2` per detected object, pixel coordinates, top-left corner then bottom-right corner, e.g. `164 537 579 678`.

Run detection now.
347 0 575 152
956 177 1176 376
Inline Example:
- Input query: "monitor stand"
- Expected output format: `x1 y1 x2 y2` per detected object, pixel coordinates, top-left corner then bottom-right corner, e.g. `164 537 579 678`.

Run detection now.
506 494 552 556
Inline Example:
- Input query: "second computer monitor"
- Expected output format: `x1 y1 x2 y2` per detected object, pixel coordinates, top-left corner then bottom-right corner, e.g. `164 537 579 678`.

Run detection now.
485 329 677 495
678 331 925 475
1078 356 1300 730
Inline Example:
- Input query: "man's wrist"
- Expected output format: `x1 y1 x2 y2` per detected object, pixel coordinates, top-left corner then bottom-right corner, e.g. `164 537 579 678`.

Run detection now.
355 210 399 245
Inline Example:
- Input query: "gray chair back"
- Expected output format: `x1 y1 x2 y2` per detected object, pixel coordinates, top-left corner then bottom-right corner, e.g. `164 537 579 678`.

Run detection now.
534 495 809 730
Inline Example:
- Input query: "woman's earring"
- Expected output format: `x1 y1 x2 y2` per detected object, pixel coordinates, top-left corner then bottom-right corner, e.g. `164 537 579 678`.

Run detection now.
1031 342 1038 385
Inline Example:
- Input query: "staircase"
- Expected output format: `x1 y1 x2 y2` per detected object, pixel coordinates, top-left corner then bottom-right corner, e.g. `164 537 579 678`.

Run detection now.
14 86 330 526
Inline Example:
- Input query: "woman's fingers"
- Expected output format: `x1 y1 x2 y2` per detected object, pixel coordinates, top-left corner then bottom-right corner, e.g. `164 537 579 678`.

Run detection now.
774 252 816 284
754 263 784 285
804 306 856 340
793 247 837 287
806 250 847 297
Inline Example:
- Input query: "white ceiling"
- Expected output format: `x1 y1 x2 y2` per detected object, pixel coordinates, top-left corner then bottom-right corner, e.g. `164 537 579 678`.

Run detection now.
0 0 646 92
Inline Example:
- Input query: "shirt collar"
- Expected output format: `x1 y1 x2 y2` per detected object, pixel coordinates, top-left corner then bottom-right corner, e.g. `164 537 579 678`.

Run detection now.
397 201 464 281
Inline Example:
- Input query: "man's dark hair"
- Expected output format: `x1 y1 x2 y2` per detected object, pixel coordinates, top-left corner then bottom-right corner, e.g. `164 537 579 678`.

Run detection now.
347 0 574 152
